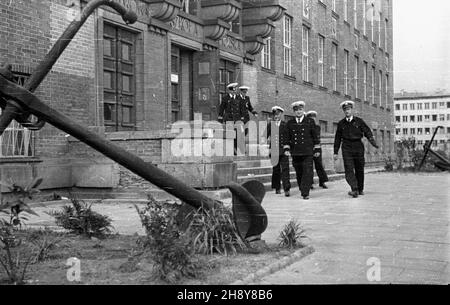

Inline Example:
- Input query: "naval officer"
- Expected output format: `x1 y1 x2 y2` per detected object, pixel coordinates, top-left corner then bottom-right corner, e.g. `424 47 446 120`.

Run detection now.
333 101 379 198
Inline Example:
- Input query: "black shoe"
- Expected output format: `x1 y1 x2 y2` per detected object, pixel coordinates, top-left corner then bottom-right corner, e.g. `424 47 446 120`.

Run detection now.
284 190 290 197
310 185 314 190
302 195 310 200
358 191 364 195
319 183 328 189
348 191 358 198
275 189 281 194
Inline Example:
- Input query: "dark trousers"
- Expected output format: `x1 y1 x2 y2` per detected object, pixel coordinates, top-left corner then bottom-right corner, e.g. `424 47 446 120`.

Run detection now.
313 155 329 185
272 154 291 191
342 141 365 192
292 155 314 197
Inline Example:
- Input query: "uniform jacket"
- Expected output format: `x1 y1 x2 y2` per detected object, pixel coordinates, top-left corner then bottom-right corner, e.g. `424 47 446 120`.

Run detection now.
313 124 322 154
267 119 288 152
218 93 246 122
283 116 320 156
239 95 255 123
334 116 377 154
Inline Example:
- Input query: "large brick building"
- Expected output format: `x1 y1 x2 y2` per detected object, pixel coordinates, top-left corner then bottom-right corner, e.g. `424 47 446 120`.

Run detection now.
0 0 394 193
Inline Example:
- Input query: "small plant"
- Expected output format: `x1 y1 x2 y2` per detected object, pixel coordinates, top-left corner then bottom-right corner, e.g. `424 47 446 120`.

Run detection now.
278 219 308 249
135 198 202 283
384 157 395 171
187 205 246 255
48 196 113 238
26 228 63 263
0 178 42 228
0 220 34 284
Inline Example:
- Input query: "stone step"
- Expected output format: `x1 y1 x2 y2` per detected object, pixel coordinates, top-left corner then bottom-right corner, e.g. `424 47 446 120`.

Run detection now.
235 159 272 168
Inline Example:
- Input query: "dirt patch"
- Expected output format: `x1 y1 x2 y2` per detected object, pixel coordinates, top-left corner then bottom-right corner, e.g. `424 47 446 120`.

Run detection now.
0 231 303 285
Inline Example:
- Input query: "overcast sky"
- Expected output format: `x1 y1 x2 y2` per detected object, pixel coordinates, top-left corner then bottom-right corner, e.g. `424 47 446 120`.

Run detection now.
393 0 450 93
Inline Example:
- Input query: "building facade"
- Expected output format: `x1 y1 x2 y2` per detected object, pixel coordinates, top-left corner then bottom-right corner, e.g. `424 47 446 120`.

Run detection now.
0 0 394 192
394 94 450 152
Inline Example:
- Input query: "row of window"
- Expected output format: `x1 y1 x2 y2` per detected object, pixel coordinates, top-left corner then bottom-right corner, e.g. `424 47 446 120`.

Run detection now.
396 127 450 136
395 114 450 123
263 15 390 108
319 0 390 49
395 101 450 111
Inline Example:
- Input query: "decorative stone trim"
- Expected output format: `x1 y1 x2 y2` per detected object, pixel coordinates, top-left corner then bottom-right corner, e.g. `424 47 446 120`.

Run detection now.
242 18 274 39
200 0 242 23
244 35 265 55
147 0 181 22
241 0 286 22
203 19 231 40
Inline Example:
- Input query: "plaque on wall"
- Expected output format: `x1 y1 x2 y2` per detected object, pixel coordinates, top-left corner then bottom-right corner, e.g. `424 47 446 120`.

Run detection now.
199 62 210 75
199 87 210 102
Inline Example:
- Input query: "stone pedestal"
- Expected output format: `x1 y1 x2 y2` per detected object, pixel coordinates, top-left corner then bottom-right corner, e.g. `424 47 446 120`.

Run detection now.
160 127 238 188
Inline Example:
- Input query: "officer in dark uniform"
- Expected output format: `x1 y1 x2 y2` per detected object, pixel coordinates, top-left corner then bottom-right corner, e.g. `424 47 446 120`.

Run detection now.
267 106 291 197
333 101 379 198
306 110 329 189
218 82 246 123
218 83 246 155
238 85 258 125
283 101 321 200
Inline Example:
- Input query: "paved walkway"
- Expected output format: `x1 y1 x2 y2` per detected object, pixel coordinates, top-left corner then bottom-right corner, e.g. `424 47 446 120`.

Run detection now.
24 171 449 284
256 172 449 284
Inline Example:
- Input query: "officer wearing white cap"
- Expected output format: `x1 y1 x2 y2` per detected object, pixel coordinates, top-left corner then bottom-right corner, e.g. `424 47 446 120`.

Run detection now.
267 106 290 196
283 101 320 200
334 100 379 198
218 82 246 123
306 110 329 189
238 85 258 125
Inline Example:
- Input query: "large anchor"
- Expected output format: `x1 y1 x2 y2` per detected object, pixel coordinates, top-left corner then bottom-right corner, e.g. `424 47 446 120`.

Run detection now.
0 0 267 244
418 126 450 171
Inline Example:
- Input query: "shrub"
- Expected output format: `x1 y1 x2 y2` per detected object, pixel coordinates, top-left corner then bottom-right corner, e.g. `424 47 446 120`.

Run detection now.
278 219 308 249
48 196 113 238
135 199 202 283
0 178 42 228
0 220 34 284
384 157 395 171
26 228 63 263
187 205 246 255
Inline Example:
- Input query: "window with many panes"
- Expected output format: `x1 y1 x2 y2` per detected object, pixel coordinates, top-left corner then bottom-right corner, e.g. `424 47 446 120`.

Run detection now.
378 70 382 106
417 103 422 110
371 66 375 104
331 16 338 40
432 102 437 109
354 55 359 98
344 50 349 95
409 115 415 122
171 46 180 123
402 104 407 110
409 103 415 110
303 0 311 18
302 25 310 81
363 0 367 35
384 19 388 50
378 12 382 46
371 3 375 42
283 15 292 76
424 102 430 109
385 74 389 107
318 35 325 86
402 116 407 122
331 43 338 91
344 0 348 21
0 71 34 158
363 61 368 101
103 23 136 131
261 37 271 70
353 0 357 28
180 0 199 15
418 115 422 122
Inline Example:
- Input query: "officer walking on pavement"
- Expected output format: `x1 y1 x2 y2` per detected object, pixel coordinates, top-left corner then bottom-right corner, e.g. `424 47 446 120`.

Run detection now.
267 106 291 197
333 101 379 198
306 110 329 189
283 101 321 200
